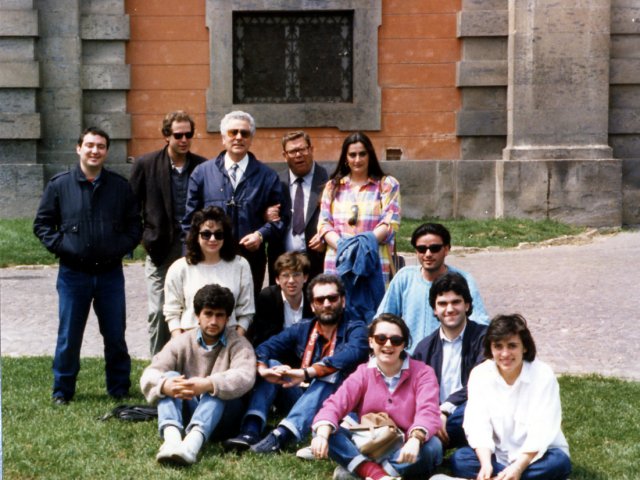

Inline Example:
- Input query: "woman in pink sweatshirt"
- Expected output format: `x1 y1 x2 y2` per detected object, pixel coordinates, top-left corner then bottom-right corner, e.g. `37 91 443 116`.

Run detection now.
311 313 443 480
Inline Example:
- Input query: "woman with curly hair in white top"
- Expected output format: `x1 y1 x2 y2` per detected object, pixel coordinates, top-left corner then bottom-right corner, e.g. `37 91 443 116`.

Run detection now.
164 206 254 337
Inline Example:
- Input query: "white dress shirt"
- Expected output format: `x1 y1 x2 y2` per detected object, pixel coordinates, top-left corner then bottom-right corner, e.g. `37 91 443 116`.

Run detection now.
224 153 249 189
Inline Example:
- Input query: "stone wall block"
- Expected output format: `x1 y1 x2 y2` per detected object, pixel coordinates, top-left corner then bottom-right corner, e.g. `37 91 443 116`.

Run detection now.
610 59 640 84
610 85 640 108
461 86 507 110
534 6 610 34
0 61 38 88
83 91 127 113
81 0 125 15
457 110 506 136
37 9 79 36
461 137 505 160
455 160 495 218
0 164 44 218
457 10 507 37
0 90 36 112
83 113 131 138
463 37 507 60
612 7 640 34
81 64 130 89
82 41 126 64
0 113 40 138
462 0 507 10
611 35 640 59
622 158 640 224
457 60 507 86
610 133 640 159
0 10 37 36
0 140 37 164
609 109 640 134
80 14 130 40
0 38 35 61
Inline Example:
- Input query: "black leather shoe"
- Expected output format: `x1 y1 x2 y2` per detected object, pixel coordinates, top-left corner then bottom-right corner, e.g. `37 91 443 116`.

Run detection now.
223 432 260 451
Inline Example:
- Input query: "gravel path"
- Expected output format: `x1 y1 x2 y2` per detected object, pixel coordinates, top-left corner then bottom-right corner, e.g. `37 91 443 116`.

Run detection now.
2 230 638 381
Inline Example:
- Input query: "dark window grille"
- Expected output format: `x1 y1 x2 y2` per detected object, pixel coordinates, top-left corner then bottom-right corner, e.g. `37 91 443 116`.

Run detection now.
233 11 353 104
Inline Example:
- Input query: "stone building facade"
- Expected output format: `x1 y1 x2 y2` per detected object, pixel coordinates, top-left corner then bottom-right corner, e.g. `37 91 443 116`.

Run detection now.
1 0 638 226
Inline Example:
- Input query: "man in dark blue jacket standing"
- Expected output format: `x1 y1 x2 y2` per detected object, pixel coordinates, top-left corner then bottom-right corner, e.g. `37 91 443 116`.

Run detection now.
412 272 487 449
182 110 287 296
34 127 142 405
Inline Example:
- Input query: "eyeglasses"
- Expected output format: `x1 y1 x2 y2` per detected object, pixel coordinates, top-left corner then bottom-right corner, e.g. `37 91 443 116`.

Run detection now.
312 294 341 305
172 131 194 140
415 244 444 254
199 230 224 241
347 151 368 159
285 146 310 157
226 129 251 139
348 205 359 226
279 272 304 280
372 334 405 347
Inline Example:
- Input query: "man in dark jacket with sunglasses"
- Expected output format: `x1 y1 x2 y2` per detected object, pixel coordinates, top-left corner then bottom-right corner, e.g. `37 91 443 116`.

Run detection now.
130 111 206 355
376 223 489 352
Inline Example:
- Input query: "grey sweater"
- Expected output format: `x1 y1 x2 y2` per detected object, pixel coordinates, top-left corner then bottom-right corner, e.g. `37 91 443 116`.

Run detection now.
140 327 256 404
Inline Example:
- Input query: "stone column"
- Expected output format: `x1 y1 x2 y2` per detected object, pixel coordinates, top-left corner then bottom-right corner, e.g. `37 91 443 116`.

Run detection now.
498 0 622 226
36 0 83 170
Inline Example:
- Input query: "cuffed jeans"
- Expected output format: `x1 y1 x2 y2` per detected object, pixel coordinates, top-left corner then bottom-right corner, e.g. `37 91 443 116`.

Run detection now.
243 360 338 440
144 239 182 355
327 425 443 477
451 446 572 480
158 371 245 441
53 263 130 400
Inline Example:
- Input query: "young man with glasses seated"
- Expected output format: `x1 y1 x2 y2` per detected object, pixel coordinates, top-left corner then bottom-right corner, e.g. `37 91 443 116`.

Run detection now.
376 223 489 353
247 251 314 349
224 274 369 455
182 110 287 296
130 111 207 355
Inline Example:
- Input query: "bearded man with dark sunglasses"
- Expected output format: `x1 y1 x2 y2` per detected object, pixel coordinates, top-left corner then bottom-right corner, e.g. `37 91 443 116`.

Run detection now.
130 110 207 355
376 223 489 353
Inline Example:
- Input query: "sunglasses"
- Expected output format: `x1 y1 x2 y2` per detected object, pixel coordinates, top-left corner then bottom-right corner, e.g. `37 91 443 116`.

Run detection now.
226 129 251 139
312 294 341 305
415 244 444 254
348 204 359 226
199 230 224 241
372 334 405 347
172 131 194 140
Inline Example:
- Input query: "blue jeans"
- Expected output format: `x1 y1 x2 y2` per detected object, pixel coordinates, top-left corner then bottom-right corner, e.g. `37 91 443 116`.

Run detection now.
451 446 572 480
244 360 338 440
158 371 245 441
446 402 468 449
327 425 443 477
53 264 130 400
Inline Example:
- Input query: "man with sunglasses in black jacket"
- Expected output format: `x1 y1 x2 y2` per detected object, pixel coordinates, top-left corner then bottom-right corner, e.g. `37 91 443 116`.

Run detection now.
376 223 489 353
130 111 206 355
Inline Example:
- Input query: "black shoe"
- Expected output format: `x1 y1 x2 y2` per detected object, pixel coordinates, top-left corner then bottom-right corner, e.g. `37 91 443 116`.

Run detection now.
250 432 282 454
52 396 69 405
223 432 260 451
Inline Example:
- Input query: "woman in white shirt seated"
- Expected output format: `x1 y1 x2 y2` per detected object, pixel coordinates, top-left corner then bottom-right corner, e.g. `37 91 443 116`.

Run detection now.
164 206 254 337
450 314 571 480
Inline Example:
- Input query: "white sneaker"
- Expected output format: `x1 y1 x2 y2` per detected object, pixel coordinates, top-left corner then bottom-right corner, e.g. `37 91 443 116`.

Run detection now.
156 439 181 463
170 443 198 466
428 475 464 480
333 466 357 479
296 445 315 460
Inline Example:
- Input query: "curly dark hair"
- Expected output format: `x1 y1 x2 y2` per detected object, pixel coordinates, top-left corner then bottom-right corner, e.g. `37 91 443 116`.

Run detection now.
193 283 235 316
185 206 237 265
428 272 474 318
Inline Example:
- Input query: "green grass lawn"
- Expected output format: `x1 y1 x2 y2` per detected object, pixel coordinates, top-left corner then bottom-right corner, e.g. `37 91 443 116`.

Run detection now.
2 358 638 479
0 217 585 267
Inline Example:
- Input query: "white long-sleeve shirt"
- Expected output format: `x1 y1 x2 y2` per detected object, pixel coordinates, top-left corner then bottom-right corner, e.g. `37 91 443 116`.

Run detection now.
163 256 255 332
463 359 570 466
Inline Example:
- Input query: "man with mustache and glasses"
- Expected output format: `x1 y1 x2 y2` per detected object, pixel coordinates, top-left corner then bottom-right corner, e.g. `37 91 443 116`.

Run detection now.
376 223 489 353
182 110 287 296
224 274 368 455
130 111 207 355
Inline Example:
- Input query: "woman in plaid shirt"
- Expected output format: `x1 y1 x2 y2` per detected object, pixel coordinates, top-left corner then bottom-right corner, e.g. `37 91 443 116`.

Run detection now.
318 132 401 286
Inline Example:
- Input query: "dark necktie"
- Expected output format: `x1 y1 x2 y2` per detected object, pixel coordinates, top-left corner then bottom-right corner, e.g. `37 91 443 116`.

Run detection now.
229 163 239 187
292 177 305 235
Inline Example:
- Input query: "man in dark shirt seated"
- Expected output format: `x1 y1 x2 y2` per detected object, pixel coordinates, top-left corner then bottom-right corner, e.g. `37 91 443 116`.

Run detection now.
412 272 487 449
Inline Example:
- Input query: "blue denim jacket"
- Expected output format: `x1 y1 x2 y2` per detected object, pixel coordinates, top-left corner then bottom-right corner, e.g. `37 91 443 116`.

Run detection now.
255 316 369 384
